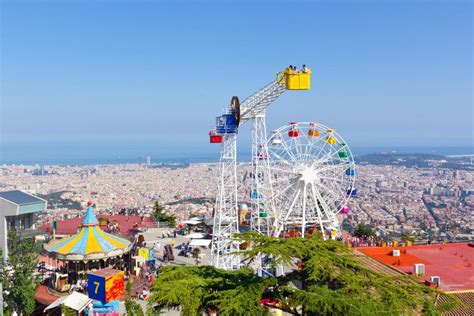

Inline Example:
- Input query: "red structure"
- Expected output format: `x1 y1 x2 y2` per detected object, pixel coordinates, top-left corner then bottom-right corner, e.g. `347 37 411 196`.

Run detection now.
358 243 474 292
209 130 223 143
88 268 125 304
39 215 157 236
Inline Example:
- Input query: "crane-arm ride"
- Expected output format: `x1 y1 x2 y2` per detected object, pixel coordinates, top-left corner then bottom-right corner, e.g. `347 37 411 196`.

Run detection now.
210 67 311 270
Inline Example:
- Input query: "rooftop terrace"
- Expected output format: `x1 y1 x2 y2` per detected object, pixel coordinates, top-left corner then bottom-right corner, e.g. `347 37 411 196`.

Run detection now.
358 243 474 292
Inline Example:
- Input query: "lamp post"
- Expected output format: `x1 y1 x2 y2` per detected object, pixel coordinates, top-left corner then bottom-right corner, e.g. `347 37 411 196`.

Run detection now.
0 254 4 314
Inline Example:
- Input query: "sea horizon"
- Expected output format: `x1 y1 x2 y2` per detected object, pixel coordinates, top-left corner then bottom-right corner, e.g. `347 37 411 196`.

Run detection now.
0 140 472 166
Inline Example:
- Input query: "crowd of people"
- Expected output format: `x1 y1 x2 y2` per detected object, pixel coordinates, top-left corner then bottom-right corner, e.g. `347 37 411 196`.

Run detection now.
286 64 309 74
107 222 121 233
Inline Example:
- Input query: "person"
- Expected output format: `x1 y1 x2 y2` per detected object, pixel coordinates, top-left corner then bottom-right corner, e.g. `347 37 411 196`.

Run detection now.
171 239 175 247
140 287 148 299
286 65 293 74
302 64 308 73
292 65 298 73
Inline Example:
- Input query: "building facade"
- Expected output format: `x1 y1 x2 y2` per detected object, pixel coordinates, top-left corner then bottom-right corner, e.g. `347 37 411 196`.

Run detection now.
0 190 47 260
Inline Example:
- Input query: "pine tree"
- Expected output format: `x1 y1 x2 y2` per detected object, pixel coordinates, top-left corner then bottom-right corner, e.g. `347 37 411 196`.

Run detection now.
124 279 144 316
1 230 40 315
152 202 176 227
354 223 375 238
147 232 460 315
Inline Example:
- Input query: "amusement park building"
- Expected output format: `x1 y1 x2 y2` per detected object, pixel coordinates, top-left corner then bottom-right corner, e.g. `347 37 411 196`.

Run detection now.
0 190 47 260
43 202 132 262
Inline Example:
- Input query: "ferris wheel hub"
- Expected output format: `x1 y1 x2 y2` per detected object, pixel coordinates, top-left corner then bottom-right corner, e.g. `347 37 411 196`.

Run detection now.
297 165 318 185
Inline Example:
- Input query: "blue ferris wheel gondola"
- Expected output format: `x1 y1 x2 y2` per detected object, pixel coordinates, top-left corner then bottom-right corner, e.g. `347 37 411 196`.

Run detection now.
347 188 357 196
250 191 263 199
345 168 356 176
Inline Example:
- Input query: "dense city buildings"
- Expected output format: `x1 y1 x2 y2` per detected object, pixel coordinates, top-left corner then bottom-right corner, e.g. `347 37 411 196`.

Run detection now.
345 156 473 242
0 154 472 242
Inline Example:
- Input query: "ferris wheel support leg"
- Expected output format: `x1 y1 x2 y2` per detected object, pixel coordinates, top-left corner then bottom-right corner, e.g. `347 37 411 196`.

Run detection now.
210 134 240 270
311 183 327 241
250 112 272 236
301 184 307 237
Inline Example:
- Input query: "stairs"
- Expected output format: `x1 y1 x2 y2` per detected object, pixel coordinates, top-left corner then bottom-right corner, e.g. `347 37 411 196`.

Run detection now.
353 250 405 276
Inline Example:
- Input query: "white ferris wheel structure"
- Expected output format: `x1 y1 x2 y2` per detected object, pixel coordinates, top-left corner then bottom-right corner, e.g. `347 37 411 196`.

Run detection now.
263 122 356 240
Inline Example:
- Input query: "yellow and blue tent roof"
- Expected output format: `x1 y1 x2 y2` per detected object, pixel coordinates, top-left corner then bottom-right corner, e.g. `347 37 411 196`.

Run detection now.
45 205 131 257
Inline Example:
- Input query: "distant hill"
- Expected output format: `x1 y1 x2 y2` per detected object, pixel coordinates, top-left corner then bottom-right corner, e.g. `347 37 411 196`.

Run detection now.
37 191 82 210
355 153 472 170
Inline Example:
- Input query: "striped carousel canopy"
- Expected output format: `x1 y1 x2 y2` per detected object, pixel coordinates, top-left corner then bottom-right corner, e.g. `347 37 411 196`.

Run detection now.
44 202 132 261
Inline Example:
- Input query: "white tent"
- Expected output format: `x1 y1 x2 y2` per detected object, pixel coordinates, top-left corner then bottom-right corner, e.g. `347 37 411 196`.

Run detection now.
185 233 205 239
182 220 201 225
189 239 212 247
44 291 92 313
188 216 205 221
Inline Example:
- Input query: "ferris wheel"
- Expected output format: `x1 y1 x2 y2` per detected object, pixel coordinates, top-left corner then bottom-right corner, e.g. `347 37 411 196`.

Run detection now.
263 122 356 240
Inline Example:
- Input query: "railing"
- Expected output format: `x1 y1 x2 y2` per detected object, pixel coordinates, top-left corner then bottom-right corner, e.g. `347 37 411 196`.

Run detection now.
276 71 286 85
18 228 45 239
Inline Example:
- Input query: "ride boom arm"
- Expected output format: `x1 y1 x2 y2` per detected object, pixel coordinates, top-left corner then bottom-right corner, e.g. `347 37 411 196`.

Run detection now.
238 79 286 125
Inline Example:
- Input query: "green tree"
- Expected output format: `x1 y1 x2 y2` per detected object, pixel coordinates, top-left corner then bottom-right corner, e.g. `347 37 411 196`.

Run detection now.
152 202 176 227
1 230 40 316
147 265 270 316
124 279 144 316
147 232 459 316
401 232 415 243
61 304 77 316
354 223 375 238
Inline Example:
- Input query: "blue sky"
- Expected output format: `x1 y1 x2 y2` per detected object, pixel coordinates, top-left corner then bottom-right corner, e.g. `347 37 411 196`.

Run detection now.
1 0 472 152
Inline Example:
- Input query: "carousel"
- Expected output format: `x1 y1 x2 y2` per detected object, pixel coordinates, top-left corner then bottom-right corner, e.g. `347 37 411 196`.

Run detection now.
43 201 133 293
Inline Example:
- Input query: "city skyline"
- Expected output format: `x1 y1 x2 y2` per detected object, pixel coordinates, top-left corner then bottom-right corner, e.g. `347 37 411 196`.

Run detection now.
1 1 472 152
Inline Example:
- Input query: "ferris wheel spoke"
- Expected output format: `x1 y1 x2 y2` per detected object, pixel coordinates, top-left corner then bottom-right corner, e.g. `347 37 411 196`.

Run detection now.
268 152 293 167
312 185 332 213
313 134 331 160
267 180 296 202
316 163 349 174
313 147 344 167
301 128 312 159
301 184 308 235
313 181 341 207
313 185 340 226
296 128 308 162
279 137 300 164
323 149 342 164
269 166 296 175
318 176 346 184
270 175 296 186
280 187 301 221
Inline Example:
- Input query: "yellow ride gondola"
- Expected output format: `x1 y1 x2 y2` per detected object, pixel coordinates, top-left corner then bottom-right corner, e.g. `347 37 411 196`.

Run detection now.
277 67 311 90
325 128 336 144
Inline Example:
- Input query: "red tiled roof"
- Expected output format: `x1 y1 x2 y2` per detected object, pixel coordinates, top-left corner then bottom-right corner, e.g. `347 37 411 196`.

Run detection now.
34 285 64 306
39 215 157 236
358 243 474 292
439 291 474 316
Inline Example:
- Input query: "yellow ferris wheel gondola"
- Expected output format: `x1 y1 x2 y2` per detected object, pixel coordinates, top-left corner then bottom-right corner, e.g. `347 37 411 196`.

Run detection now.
325 129 337 144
